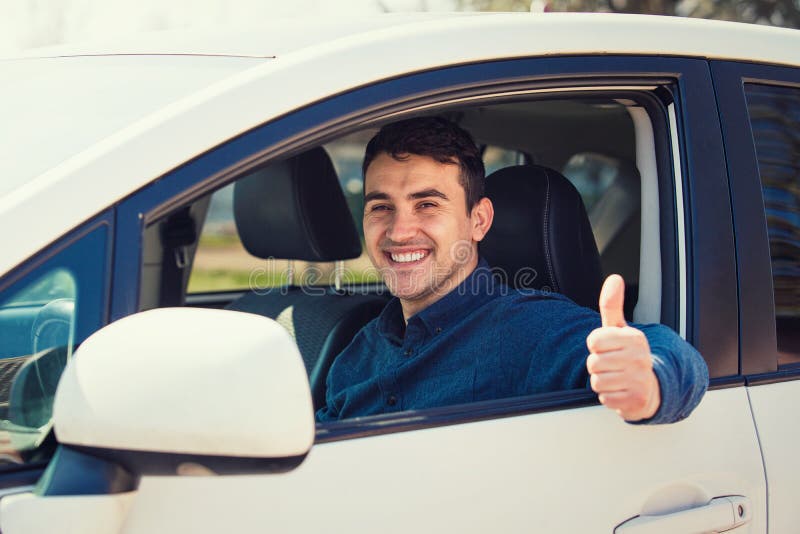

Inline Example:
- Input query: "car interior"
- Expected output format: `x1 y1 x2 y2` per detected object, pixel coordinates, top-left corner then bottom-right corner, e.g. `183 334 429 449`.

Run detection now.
134 93 669 416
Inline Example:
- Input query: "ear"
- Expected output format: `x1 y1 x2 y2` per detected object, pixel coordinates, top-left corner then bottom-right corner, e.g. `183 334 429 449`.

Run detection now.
470 197 494 242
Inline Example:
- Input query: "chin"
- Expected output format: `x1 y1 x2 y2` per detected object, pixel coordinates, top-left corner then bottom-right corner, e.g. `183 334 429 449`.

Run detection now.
383 273 434 300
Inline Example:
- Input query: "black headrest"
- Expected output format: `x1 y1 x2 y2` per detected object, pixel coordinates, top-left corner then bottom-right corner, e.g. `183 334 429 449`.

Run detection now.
233 147 361 261
480 165 602 310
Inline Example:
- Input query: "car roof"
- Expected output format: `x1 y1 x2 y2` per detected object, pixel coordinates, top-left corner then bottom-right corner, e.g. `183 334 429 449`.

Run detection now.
2 12 799 277
4 13 478 59
6 12 800 63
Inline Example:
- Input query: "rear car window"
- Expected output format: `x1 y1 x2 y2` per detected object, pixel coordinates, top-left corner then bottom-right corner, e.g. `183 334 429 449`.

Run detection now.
744 83 800 365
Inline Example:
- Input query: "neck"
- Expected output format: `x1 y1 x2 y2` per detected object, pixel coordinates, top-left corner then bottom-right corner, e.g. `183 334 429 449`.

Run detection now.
399 255 479 323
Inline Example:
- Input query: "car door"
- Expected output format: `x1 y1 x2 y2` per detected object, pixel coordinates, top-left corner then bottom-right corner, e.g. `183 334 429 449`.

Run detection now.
1 53 767 534
712 60 800 533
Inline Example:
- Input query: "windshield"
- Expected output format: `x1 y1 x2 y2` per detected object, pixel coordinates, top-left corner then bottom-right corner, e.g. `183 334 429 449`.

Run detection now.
0 54 264 199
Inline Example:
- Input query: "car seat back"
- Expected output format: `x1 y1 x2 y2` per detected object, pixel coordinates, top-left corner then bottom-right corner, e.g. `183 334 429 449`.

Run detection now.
226 147 387 409
480 164 603 310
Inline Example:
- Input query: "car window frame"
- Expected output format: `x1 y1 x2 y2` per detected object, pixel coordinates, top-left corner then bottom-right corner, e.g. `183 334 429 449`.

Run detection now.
113 55 734 439
711 60 800 383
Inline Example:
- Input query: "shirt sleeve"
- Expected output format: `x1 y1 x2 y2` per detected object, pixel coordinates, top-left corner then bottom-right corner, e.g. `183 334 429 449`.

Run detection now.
315 400 338 423
516 293 709 425
630 323 709 425
315 347 347 423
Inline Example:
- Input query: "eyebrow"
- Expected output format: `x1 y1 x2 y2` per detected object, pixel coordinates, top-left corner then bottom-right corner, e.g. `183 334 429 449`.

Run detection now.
409 189 449 202
364 189 450 204
364 191 390 204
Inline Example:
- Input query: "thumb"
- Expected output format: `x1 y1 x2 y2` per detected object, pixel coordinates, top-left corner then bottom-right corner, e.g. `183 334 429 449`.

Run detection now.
599 274 627 328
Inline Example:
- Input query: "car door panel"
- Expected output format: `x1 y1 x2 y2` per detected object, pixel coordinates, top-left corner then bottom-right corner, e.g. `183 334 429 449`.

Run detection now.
0 50 768 532
107 50 761 527
712 60 800 533
747 382 800 533
0 390 760 533
1 395 766 533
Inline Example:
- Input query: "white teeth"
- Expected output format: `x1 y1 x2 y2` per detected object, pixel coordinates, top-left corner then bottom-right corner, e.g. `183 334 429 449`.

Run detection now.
391 251 426 263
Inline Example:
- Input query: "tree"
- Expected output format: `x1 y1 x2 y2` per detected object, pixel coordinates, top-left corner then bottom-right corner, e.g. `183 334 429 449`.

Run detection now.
456 0 800 28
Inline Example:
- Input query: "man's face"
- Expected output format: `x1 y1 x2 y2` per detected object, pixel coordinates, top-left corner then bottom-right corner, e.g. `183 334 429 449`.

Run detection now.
363 152 491 317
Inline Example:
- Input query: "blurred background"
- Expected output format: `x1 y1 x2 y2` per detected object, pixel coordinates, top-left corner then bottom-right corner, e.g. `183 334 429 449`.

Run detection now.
1 0 798 55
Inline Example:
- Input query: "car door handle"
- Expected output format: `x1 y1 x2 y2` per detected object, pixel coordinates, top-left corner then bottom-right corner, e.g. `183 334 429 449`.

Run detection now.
615 496 751 534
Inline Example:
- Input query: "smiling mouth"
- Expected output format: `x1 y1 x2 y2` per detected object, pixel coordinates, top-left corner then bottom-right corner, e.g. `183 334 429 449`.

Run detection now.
386 250 429 264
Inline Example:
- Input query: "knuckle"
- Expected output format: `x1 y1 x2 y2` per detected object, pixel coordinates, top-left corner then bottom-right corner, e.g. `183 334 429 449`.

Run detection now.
630 389 648 409
638 353 654 369
586 353 599 373
590 374 602 391
630 328 651 349
623 327 646 343
586 328 604 350
628 351 651 369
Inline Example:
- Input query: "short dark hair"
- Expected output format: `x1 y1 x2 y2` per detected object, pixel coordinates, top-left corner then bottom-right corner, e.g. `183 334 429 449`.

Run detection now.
362 116 485 211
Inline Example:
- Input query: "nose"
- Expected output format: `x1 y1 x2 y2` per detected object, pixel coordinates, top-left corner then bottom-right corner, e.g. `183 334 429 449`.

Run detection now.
385 207 418 243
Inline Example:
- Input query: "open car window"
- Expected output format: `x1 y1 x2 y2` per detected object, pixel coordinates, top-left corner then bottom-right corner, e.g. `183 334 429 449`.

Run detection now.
187 98 648 311
154 91 673 426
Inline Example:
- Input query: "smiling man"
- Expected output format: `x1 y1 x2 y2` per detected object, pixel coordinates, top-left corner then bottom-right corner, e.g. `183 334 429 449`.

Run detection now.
315 116 708 424
361 152 493 319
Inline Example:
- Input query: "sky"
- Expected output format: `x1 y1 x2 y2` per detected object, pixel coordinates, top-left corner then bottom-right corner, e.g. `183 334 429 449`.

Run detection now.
0 0 469 55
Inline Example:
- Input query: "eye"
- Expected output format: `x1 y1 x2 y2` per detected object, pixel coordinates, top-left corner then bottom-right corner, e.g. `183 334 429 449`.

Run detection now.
418 201 437 209
368 204 391 212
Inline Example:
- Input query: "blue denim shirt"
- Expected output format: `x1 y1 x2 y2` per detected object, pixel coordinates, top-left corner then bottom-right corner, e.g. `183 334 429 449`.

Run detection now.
316 262 708 424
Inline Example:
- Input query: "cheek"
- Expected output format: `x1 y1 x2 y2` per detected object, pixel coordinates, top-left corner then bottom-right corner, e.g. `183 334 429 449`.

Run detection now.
362 218 383 246
437 214 472 239
419 211 453 231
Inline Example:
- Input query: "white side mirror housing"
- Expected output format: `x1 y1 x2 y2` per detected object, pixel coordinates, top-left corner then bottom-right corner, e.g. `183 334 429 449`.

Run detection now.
53 307 314 473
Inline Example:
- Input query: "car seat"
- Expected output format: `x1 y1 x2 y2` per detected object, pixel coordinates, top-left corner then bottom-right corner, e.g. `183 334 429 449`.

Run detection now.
225 147 388 410
480 164 603 311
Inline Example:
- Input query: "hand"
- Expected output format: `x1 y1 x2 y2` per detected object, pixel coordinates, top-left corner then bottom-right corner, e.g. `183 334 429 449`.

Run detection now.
586 274 661 421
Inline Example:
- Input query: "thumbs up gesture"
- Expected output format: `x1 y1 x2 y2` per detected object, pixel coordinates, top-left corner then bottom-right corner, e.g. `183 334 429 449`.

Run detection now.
586 275 661 421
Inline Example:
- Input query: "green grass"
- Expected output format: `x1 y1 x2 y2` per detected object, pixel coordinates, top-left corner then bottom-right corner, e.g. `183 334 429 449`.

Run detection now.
188 269 286 293
188 268 382 293
197 233 241 248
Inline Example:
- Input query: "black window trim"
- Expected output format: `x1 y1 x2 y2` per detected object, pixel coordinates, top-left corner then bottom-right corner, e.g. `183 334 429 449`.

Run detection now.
711 60 800 384
0 212 114 300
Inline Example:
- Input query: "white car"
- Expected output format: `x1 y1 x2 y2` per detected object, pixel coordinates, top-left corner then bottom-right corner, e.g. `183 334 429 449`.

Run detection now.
0 12 798 533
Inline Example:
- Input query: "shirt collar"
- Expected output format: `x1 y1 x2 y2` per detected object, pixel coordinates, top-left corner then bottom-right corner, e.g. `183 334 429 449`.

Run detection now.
376 298 405 343
376 258 500 341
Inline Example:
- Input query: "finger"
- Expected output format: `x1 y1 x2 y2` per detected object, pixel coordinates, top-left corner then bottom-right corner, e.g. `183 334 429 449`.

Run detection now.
587 352 624 374
586 326 648 354
589 371 629 393
597 390 646 415
598 382 659 421
597 391 634 413
599 274 627 328
587 349 653 375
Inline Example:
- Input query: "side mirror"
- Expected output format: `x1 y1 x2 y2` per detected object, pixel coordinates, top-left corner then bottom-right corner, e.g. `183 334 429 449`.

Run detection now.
52 307 314 477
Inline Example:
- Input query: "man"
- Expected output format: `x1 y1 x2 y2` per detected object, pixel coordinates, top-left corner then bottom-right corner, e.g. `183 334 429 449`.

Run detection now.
316 116 708 423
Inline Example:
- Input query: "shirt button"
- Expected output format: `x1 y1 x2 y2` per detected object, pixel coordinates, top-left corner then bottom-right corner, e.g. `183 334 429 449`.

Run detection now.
404 348 413 356
435 327 442 334
387 395 397 406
